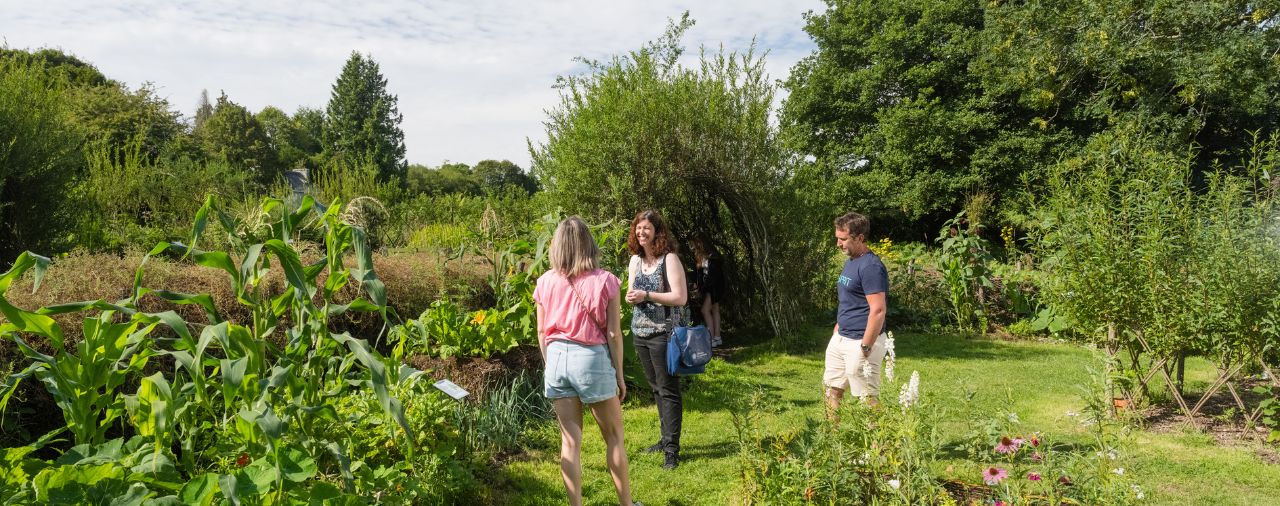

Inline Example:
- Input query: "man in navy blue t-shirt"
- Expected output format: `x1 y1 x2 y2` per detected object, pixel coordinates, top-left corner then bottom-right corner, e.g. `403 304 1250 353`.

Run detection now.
823 212 889 412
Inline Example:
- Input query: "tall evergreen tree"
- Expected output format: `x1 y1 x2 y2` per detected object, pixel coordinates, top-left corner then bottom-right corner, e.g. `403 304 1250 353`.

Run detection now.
323 52 407 182
194 89 213 130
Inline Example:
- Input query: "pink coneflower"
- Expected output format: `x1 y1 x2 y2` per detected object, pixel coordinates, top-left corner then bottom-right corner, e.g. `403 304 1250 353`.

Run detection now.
983 467 1009 485
995 436 1020 454
994 501 1006 506
1027 471 1042 481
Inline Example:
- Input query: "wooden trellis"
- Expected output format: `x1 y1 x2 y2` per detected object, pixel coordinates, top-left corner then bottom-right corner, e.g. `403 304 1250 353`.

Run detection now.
1109 329 1275 425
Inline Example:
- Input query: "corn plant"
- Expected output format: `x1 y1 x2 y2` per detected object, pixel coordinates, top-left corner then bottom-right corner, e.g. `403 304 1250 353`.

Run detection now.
2 193 434 503
937 212 994 333
0 253 195 446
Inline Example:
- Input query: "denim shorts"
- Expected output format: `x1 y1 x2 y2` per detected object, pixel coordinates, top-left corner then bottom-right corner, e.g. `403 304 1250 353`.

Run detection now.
544 340 618 404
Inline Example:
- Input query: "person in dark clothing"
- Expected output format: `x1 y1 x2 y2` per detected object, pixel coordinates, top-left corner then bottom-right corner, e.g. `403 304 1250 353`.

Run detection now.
623 210 688 470
692 237 726 347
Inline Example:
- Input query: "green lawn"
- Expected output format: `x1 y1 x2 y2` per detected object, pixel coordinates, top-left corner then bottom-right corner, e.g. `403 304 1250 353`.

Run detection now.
493 327 1280 505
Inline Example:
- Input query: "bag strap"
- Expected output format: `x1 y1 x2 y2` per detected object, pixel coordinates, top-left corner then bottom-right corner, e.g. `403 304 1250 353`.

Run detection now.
567 275 607 337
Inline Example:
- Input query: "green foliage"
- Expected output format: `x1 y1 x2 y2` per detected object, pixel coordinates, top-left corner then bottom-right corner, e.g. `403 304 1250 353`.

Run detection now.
472 159 537 195
532 13 789 333
0 56 84 262
0 195 498 502
406 162 481 196
323 51 407 183
937 212 995 333
388 224 545 360
783 0 1015 232
1252 384 1280 443
391 298 523 359
407 223 471 252
1036 125 1280 406
74 139 267 253
67 82 183 161
784 0 1280 237
1 435 187 504
196 92 281 184
452 374 553 457
255 106 322 171
0 47 109 87
981 0 1280 176
734 376 947 504
957 382 1142 505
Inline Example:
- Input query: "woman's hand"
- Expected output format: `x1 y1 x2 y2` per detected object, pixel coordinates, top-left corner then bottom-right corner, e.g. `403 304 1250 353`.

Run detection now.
624 289 646 304
616 372 627 402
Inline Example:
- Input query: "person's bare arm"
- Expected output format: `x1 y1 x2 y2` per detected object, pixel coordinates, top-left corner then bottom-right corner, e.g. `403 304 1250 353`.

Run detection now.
647 252 687 306
608 292 626 401
536 301 548 361
861 291 887 355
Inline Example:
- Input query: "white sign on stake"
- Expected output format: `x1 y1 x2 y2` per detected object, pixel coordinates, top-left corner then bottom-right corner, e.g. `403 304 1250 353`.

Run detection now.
433 379 469 400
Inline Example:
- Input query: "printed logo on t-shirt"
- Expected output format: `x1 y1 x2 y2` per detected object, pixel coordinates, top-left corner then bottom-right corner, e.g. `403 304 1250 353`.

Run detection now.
838 275 852 287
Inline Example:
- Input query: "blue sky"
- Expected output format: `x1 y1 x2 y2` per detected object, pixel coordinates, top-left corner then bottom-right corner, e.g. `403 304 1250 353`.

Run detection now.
3 1 823 167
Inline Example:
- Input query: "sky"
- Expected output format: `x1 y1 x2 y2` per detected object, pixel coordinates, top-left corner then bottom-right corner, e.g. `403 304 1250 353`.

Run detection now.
3 0 825 168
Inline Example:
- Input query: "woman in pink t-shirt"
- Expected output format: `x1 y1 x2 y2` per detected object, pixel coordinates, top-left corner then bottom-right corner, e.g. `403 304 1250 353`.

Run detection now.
533 216 635 506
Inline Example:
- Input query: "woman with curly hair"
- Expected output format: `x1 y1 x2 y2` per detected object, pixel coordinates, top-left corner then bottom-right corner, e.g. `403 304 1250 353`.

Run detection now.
623 209 688 470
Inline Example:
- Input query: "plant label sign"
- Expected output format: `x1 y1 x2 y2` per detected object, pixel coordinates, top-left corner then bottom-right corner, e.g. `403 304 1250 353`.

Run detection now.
433 379 469 400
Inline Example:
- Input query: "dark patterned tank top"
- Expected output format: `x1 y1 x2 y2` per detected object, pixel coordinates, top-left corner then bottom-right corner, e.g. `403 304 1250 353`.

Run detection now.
631 255 672 339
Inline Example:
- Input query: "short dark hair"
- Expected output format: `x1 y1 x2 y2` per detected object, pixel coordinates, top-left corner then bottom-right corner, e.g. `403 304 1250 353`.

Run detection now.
834 212 870 239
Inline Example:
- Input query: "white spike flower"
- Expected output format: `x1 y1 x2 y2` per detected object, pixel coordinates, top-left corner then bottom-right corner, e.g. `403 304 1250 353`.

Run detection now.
883 331 896 381
898 371 920 409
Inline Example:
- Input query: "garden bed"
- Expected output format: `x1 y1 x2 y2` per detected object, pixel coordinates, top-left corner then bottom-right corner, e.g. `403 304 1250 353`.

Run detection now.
407 344 543 399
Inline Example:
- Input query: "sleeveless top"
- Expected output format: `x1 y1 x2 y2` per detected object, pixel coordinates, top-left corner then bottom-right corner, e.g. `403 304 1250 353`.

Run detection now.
631 255 673 339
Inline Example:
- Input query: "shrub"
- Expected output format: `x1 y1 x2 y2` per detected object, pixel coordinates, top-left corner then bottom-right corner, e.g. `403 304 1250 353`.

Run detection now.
735 372 946 505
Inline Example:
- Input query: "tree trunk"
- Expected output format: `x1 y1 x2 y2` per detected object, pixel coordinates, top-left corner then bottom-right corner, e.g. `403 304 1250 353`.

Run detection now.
1106 323 1117 417
1176 353 1186 397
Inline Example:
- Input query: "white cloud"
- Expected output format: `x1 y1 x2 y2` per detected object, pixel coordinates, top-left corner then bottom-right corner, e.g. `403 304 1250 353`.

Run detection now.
2 0 823 167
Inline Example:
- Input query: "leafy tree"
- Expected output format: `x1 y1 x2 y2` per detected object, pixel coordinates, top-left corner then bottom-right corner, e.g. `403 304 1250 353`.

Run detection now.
783 0 1280 238
0 47 110 87
323 52 407 182
406 162 481 196
782 0 1034 236
0 58 83 261
980 0 1280 181
66 82 183 160
291 107 325 162
473 159 537 195
532 13 791 333
256 105 321 170
3 48 182 160
196 92 280 183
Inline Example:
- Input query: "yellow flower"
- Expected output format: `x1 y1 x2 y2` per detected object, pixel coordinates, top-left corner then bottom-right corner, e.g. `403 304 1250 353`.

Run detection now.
470 311 486 325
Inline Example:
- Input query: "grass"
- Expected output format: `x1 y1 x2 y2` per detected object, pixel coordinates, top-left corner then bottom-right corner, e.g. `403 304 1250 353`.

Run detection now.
492 326 1280 505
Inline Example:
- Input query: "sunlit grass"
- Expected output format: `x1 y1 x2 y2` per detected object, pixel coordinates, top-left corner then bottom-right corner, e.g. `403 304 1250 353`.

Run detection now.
493 327 1280 505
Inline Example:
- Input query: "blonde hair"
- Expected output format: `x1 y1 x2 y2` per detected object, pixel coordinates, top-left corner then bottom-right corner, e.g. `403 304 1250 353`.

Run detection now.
549 216 601 278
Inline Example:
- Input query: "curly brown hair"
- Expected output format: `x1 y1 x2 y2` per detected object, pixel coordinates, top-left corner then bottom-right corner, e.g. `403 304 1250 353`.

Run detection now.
627 209 678 257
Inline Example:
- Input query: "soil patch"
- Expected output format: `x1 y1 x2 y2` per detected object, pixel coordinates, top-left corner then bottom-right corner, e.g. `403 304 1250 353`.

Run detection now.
1141 377 1279 461
407 345 543 399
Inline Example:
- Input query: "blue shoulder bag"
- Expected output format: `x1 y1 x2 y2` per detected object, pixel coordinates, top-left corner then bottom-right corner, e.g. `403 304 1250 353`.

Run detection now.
659 267 711 376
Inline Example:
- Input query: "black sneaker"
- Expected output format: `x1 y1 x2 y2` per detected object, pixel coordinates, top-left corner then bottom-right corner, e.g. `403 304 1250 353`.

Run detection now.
643 442 663 453
662 451 679 470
